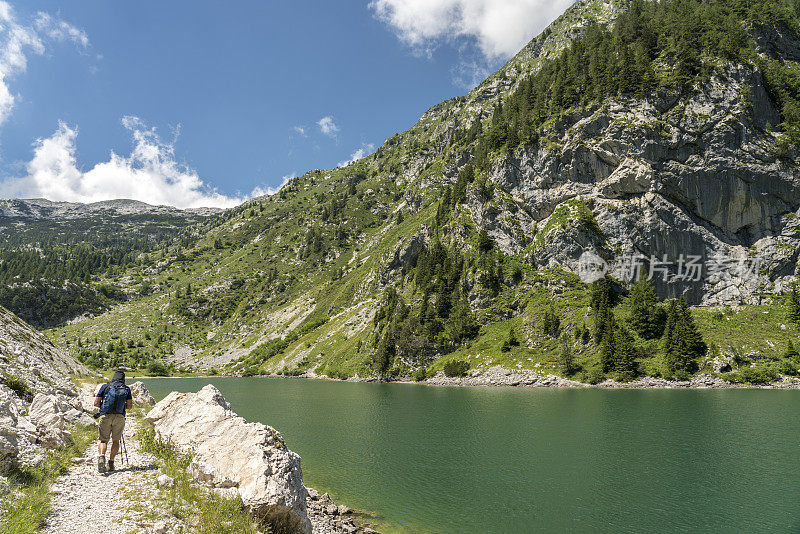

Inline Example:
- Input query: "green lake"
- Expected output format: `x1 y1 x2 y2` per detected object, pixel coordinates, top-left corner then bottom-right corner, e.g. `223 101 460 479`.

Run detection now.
141 377 800 533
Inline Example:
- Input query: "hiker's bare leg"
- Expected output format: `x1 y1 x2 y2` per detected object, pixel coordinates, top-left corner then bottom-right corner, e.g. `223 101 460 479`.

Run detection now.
109 438 120 460
98 441 107 455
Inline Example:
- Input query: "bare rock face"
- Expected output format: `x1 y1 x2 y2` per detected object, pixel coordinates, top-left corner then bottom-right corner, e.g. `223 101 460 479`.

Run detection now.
478 66 800 305
145 385 311 534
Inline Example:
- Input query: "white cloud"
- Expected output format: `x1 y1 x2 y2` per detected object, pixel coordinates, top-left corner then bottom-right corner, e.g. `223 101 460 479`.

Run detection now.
251 173 295 197
292 125 307 137
317 116 339 138
34 12 89 48
0 2 88 128
338 143 375 168
450 59 493 90
370 0 573 60
0 117 256 209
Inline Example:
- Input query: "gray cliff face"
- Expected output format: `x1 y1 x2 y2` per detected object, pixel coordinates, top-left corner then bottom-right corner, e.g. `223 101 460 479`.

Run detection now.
471 66 800 304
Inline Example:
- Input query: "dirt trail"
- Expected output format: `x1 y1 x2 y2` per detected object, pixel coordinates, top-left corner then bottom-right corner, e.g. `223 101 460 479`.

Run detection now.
44 419 160 533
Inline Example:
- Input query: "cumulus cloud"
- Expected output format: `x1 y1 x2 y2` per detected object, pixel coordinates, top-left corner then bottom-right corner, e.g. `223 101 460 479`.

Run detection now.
292 125 307 137
317 116 339 138
338 143 375 168
0 117 259 209
370 0 573 60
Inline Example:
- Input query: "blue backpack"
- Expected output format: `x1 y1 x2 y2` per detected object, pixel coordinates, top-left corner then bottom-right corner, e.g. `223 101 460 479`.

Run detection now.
99 383 128 415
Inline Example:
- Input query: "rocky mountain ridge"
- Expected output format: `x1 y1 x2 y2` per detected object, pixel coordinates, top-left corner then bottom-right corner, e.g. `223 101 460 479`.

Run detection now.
0 198 220 220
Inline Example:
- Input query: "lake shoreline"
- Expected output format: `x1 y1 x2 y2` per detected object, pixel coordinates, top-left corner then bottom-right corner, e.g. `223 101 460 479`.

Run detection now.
136 368 800 389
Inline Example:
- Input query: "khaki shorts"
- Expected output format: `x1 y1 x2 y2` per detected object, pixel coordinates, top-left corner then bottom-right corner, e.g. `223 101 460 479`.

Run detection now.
98 413 125 442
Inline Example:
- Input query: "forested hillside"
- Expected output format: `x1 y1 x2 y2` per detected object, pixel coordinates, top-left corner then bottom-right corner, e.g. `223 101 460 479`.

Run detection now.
0 199 214 327
46 0 800 385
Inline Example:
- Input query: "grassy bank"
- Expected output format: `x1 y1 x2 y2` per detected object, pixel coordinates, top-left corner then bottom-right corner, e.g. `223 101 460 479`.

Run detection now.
135 416 266 533
0 424 95 534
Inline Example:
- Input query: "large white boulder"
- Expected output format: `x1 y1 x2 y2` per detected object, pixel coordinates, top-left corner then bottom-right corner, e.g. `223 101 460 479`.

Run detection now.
129 381 156 406
145 385 311 534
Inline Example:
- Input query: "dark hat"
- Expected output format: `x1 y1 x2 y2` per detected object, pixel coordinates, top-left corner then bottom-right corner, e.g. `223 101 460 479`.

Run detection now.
111 370 126 384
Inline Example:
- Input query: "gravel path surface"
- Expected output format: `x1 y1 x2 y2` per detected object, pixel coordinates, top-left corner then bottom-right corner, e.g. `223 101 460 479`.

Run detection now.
44 419 160 534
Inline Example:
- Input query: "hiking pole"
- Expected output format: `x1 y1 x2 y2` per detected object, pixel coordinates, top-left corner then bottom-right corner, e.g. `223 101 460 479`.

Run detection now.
121 434 129 467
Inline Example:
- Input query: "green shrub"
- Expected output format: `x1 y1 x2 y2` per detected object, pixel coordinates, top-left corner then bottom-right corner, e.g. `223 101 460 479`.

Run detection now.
732 366 778 385
412 368 428 382
584 367 605 385
443 360 470 377
776 359 799 377
0 373 34 402
146 361 170 376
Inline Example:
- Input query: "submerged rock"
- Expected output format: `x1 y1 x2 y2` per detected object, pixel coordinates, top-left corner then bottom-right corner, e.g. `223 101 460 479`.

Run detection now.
144 384 312 534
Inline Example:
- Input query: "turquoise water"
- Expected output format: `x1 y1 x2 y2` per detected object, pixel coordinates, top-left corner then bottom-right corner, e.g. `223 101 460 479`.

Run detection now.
141 378 800 533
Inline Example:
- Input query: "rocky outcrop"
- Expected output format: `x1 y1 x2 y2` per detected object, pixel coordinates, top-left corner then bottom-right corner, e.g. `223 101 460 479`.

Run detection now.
28 393 94 449
0 385 40 469
0 306 95 470
144 385 312 534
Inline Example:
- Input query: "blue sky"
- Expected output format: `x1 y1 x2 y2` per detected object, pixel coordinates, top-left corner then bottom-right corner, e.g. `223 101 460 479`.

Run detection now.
0 0 571 208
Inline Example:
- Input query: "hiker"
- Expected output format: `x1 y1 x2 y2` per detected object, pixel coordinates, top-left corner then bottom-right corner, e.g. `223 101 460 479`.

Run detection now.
93 370 133 473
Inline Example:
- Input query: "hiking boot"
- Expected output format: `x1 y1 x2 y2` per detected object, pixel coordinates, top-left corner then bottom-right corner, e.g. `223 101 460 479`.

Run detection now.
97 455 106 473
107 460 115 472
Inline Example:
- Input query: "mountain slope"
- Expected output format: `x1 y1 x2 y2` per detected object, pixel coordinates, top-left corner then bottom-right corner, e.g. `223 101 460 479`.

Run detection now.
49 0 800 384
0 198 217 327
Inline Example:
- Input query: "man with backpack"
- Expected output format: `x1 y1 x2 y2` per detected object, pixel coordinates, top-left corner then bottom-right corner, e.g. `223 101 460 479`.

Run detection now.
93 370 133 473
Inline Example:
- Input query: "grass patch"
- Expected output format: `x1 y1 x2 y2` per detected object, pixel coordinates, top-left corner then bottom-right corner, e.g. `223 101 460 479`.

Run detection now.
0 424 95 534
137 422 268 533
0 373 34 402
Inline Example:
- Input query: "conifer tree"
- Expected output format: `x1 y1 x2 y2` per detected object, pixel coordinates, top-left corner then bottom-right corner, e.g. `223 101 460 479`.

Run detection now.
785 340 798 361
678 297 706 359
591 277 615 342
615 326 638 380
600 316 616 373
626 278 665 339
559 333 576 376
542 304 561 338
788 286 800 325
663 298 705 376
663 300 681 375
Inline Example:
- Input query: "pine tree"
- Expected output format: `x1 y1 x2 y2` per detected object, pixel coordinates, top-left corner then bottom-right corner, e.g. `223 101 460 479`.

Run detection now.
559 333 576 376
663 298 705 376
591 277 615 342
678 297 706 359
663 300 681 375
615 326 638 381
788 286 800 325
626 278 665 339
542 304 561 338
600 316 616 373
785 340 798 361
